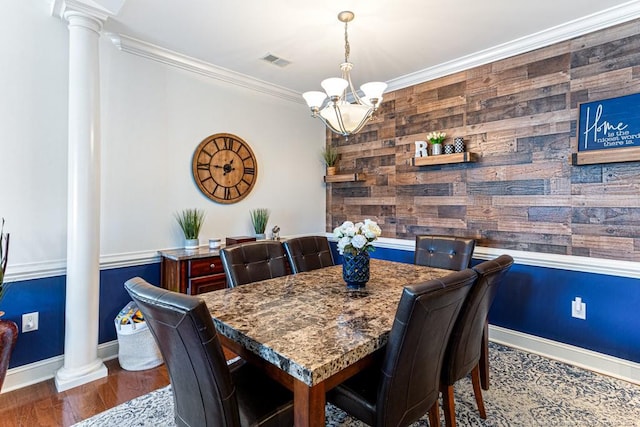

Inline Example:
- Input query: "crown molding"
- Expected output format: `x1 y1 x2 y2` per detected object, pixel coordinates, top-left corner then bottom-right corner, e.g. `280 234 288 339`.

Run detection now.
386 1 640 92
107 34 303 104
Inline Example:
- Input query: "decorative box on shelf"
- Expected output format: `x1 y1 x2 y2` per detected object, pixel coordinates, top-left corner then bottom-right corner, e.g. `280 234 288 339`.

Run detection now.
412 152 477 166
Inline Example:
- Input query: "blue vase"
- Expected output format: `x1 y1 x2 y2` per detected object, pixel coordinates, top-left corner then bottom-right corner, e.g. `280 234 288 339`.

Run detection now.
342 251 370 289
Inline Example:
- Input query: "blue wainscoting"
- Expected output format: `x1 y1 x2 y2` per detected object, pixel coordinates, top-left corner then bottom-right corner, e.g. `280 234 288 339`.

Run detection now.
3 245 640 372
2 263 160 369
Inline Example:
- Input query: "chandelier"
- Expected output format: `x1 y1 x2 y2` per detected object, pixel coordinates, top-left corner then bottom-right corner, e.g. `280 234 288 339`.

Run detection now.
302 11 387 138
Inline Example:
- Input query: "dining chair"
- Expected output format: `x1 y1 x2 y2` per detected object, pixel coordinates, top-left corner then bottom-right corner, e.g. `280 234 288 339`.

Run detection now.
220 240 289 288
327 268 478 427
414 235 476 271
282 235 334 274
440 254 514 427
124 277 293 427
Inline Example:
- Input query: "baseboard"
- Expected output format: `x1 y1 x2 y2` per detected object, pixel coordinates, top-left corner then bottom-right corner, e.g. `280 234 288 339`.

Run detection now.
1 340 119 394
489 325 640 385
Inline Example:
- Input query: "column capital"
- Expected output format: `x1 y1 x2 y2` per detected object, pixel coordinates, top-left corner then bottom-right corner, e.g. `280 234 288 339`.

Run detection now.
51 0 126 23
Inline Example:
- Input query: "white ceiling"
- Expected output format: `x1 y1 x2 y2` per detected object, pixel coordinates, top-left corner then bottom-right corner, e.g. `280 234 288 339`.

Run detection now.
101 0 637 94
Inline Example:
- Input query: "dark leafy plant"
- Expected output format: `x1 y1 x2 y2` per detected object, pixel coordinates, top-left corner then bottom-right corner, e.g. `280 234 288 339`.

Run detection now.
175 209 206 240
321 145 339 167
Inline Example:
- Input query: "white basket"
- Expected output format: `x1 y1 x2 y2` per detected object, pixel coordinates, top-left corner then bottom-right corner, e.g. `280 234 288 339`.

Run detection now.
115 304 163 371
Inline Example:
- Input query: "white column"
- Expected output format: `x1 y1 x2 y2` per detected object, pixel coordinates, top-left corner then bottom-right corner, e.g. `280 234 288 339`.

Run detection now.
55 10 107 392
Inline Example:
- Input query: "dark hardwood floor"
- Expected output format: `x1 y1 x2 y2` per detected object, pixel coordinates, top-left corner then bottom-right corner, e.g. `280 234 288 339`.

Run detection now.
0 358 170 427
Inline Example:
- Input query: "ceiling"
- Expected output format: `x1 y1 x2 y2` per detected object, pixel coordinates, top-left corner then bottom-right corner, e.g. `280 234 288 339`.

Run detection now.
100 0 636 95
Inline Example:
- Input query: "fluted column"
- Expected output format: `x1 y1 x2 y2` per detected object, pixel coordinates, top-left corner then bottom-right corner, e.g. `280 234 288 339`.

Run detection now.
54 9 107 392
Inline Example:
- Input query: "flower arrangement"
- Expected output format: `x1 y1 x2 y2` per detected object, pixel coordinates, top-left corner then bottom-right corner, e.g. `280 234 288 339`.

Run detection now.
427 131 446 144
334 219 382 255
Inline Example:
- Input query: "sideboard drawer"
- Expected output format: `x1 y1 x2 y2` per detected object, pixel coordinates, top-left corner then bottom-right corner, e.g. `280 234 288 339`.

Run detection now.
189 273 227 294
189 257 225 277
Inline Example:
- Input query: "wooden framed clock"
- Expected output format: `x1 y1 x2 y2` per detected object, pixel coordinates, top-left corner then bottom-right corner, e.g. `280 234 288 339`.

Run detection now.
191 133 258 204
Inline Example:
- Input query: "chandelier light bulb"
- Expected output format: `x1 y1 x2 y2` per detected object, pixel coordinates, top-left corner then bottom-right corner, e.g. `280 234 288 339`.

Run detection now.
321 78 349 99
302 91 328 109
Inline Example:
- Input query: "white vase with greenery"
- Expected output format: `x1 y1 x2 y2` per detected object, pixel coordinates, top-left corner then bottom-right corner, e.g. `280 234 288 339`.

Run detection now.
175 209 206 250
250 208 270 240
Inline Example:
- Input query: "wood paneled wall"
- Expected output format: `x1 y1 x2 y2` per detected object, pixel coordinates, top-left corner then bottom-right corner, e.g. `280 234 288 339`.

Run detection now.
326 19 640 262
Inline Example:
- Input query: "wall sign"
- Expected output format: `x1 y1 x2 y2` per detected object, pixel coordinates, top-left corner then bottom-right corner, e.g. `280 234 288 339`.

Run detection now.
578 93 640 151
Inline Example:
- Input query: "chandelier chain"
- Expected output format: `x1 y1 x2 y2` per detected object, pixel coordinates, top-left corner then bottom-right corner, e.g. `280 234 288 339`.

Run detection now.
343 20 350 63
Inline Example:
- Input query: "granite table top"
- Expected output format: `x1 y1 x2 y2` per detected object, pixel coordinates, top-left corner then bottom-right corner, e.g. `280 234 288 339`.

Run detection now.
199 259 450 387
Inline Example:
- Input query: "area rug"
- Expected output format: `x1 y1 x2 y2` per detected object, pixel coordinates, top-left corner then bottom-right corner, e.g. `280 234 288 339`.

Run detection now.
74 343 640 426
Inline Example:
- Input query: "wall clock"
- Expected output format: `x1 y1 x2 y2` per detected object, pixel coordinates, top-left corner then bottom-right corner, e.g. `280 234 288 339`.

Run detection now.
191 133 258 204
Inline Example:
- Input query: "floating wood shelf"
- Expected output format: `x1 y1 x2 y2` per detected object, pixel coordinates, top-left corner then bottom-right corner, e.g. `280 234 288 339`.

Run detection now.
572 146 640 166
412 152 477 166
323 173 366 183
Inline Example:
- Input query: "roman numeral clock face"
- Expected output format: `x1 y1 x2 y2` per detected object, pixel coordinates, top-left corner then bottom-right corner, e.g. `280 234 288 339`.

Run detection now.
192 133 258 204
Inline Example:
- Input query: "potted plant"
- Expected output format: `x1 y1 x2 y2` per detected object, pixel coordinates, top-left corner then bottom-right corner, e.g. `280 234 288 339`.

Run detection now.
175 208 206 250
321 145 339 176
427 131 446 156
250 208 270 240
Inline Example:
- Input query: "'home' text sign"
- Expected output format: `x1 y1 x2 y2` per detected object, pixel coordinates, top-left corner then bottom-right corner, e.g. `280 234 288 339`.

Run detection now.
578 93 640 151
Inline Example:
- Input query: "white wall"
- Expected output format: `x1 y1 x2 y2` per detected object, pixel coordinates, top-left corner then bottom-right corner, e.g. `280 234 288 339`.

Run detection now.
1 2 327 274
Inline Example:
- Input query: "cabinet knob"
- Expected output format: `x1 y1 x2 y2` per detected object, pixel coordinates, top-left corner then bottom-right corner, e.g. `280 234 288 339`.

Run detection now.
210 263 216 269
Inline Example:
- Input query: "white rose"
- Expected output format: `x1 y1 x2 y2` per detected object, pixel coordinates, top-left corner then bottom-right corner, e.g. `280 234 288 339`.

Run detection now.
351 234 368 249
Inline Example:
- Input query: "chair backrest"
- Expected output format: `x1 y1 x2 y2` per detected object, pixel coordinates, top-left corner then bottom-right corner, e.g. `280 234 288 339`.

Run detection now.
0 319 18 390
220 241 289 288
441 254 514 385
125 277 240 427
283 236 335 274
376 268 478 426
414 235 476 271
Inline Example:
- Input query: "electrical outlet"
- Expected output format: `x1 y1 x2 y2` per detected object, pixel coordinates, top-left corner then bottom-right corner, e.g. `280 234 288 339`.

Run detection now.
571 297 586 320
22 312 39 332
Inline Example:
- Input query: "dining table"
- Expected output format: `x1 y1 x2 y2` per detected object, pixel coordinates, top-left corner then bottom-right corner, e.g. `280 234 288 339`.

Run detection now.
199 258 452 427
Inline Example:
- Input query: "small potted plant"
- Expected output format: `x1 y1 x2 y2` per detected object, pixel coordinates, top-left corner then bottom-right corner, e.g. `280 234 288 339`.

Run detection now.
175 208 206 250
427 131 446 156
321 145 339 176
250 208 270 240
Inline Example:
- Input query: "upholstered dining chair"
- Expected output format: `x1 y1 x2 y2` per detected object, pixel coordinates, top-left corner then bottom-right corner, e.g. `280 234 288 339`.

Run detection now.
440 254 514 427
220 241 289 288
414 235 476 271
282 235 334 274
124 277 293 427
327 268 478 427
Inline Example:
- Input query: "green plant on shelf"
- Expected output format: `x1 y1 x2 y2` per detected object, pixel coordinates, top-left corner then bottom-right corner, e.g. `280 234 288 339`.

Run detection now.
250 208 270 234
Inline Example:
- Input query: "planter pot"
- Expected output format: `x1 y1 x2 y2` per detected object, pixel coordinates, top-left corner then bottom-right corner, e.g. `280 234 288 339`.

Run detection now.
327 166 337 176
342 251 370 289
184 239 199 250
431 143 443 156
0 318 18 391
255 233 266 240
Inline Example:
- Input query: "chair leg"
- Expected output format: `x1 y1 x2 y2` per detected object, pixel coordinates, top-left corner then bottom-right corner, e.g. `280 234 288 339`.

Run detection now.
441 385 456 427
480 320 490 390
471 364 487 419
428 401 440 427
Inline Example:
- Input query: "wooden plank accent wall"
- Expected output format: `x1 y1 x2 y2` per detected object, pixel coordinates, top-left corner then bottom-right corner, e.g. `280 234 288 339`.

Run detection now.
326 19 640 262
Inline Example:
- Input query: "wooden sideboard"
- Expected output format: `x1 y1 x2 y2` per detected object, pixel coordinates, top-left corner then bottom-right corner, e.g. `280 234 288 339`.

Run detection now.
158 247 227 295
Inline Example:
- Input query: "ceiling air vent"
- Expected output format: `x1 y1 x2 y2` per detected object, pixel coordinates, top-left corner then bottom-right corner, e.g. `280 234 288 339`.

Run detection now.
261 53 291 68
